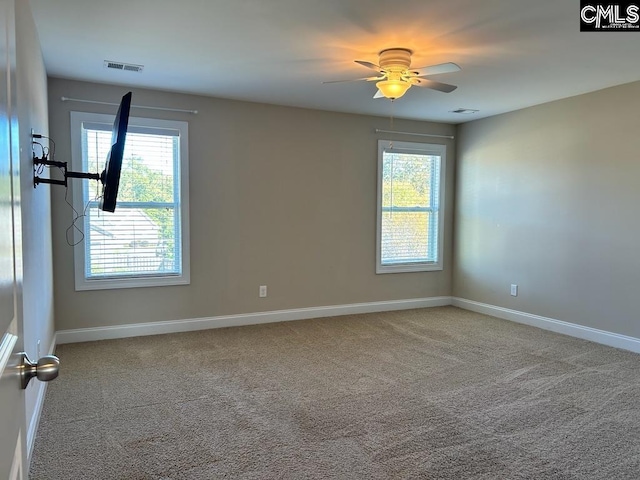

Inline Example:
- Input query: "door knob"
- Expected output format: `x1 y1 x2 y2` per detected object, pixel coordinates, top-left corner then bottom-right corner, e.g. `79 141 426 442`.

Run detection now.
18 352 60 389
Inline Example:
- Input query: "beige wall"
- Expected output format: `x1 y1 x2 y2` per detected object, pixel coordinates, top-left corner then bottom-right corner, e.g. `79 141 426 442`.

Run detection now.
48 78 455 331
15 0 53 456
454 80 640 338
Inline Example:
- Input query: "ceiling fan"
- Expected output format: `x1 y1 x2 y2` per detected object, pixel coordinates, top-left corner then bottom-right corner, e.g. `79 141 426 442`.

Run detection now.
324 48 460 100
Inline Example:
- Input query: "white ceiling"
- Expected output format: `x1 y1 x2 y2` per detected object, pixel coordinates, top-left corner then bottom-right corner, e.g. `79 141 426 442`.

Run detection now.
30 0 640 123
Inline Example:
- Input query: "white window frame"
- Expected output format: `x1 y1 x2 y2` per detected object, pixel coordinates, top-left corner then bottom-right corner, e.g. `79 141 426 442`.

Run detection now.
376 140 445 274
70 111 190 291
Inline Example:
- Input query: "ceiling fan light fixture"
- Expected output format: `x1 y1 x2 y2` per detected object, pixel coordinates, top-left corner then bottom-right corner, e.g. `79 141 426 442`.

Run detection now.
325 48 460 100
376 79 411 99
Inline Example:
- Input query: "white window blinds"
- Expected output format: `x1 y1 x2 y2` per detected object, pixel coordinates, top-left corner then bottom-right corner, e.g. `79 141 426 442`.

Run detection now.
82 127 181 279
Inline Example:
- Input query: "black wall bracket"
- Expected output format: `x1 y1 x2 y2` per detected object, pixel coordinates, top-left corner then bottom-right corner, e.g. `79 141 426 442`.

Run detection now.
32 131 102 188
33 154 101 188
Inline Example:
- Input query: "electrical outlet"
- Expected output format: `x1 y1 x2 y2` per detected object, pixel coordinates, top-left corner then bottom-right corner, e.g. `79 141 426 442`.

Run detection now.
510 284 518 297
259 285 267 298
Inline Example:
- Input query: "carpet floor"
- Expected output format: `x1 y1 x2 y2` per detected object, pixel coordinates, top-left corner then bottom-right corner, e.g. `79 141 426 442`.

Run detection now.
30 306 640 479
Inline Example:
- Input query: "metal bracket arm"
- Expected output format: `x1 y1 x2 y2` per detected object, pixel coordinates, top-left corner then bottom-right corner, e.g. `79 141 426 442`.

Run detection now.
33 154 102 188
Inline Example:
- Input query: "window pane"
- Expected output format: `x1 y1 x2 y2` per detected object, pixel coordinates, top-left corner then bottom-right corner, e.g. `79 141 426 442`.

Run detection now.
85 205 179 278
381 211 434 265
382 153 435 208
85 130 176 204
119 134 176 203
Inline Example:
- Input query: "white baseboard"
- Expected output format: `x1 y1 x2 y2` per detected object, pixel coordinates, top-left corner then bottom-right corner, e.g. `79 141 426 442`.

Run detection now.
452 297 640 354
55 295 640 352
26 333 57 462
56 296 453 344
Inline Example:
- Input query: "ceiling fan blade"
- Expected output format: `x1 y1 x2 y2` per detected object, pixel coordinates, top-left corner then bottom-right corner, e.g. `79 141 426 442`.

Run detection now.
323 76 383 84
410 62 461 77
373 90 385 99
355 60 384 73
411 78 458 93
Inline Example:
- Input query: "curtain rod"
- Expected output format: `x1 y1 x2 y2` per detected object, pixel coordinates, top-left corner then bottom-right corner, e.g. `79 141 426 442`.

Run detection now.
374 128 454 140
60 96 198 114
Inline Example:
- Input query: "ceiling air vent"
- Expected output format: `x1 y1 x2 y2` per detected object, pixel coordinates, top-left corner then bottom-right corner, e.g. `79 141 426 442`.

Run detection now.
450 108 479 114
104 60 144 73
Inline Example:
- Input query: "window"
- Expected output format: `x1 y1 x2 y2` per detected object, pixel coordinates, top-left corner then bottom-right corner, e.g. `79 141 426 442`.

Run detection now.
70 112 190 290
376 140 445 274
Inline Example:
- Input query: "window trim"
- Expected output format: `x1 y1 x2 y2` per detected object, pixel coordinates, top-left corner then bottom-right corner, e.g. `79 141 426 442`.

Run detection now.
376 139 445 274
70 111 190 291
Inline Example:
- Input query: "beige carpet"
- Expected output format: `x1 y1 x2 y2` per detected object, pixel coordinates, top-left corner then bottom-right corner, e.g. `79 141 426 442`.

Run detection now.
30 306 640 479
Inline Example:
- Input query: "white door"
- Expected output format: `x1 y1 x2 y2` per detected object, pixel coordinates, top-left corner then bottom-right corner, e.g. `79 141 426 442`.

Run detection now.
0 0 27 478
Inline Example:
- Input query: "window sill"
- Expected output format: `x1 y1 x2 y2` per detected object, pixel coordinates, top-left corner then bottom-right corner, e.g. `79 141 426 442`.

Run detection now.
376 263 443 274
75 274 190 291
